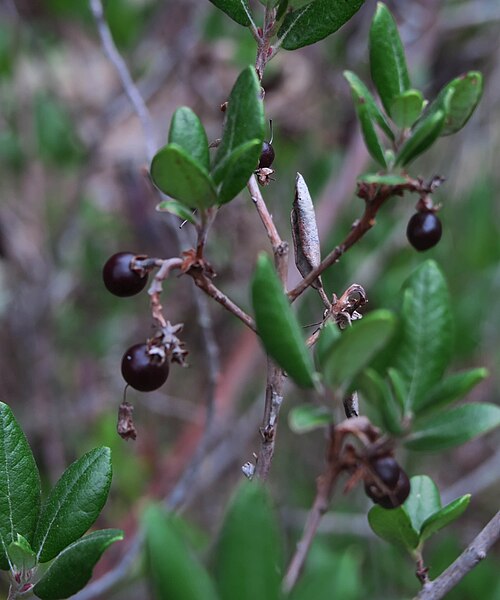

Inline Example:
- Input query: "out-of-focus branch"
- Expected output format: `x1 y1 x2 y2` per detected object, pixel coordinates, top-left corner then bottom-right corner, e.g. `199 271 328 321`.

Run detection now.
415 510 500 600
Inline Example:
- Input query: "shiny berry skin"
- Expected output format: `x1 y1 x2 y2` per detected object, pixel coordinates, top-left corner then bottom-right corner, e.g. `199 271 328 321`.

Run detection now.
121 343 169 392
365 468 411 509
258 141 275 168
103 252 148 297
370 456 400 489
406 212 442 251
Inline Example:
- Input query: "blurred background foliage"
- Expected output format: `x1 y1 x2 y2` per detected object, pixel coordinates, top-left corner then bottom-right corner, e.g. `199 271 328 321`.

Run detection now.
0 0 499 598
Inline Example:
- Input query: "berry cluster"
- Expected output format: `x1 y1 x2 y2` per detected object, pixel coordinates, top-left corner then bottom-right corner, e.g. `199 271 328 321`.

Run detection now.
364 455 410 509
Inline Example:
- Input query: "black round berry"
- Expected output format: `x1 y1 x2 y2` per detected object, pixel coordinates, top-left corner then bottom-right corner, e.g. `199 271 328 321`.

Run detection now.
370 456 401 489
103 252 148 297
258 141 275 169
406 211 442 251
121 343 169 392
365 467 411 509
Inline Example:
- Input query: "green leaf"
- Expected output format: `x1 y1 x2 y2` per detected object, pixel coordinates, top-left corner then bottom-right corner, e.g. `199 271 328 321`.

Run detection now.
344 71 394 141
404 476 441 535
416 368 489 416
322 310 396 391
369 3 411 116
207 0 251 26
357 173 407 185
349 82 387 166
356 369 402 434
390 89 425 128
33 530 123 600
218 139 262 204
395 109 445 166
315 320 341 370
386 368 407 410
7 534 36 571
168 107 210 171
0 402 40 570
33 447 112 563
150 144 218 209
213 67 264 186
394 261 452 414
278 0 365 51
405 403 500 452
367 505 419 551
143 506 219 600
288 404 334 434
252 253 316 388
214 482 282 600
420 495 471 542
156 200 197 224
437 72 483 136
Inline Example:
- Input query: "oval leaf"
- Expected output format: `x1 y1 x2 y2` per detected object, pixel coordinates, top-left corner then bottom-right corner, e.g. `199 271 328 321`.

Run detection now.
315 320 341 370
252 253 316 388
33 447 112 563
437 72 483 136
218 139 261 204
322 310 396 391
213 67 264 185
207 0 251 26
395 109 445 166
356 368 402 434
350 85 387 166
367 505 419 551
7 535 36 572
369 3 411 116
404 475 441 535
405 403 500 452
416 367 489 416
33 530 123 600
0 402 40 570
214 482 282 600
168 107 210 171
278 0 365 51
150 144 218 209
288 404 334 434
394 261 452 413
143 505 219 600
390 89 425 129
420 495 471 542
156 200 197 224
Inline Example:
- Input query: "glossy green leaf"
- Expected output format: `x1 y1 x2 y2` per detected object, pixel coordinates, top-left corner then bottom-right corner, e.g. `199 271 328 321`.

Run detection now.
344 71 394 141
420 495 471 542
33 530 123 600
150 144 218 209
367 505 419 551
435 72 483 136
369 3 410 116
252 253 316 388
218 139 261 204
404 476 441 534
315 320 341 370
214 482 282 600
0 402 40 570
168 107 210 171
356 369 402 434
395 109 445 166
276 0 289 21
33 447 112 563
207 0 251 26
213 67 264 185
7 534 36 572
288 404 334 434
156 200 197 224
322 310 396 391
394 261 452 413
390 89 425 128
416 368 489 416
349 82 387 166
278 0 365 51
387 368 407 410
405 403 500 451
143 506 218 600
357 173 407 185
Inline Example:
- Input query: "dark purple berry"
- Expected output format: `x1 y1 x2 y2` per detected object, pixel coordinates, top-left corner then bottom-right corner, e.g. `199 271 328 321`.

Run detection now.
103 252 148 297
258 141 275 169
370 456 400 489
365 467 411 509
121 343 169 392
406 211 442 251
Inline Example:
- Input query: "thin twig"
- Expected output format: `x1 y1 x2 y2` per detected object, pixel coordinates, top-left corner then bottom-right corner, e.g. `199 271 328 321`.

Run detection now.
414 510 500 600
